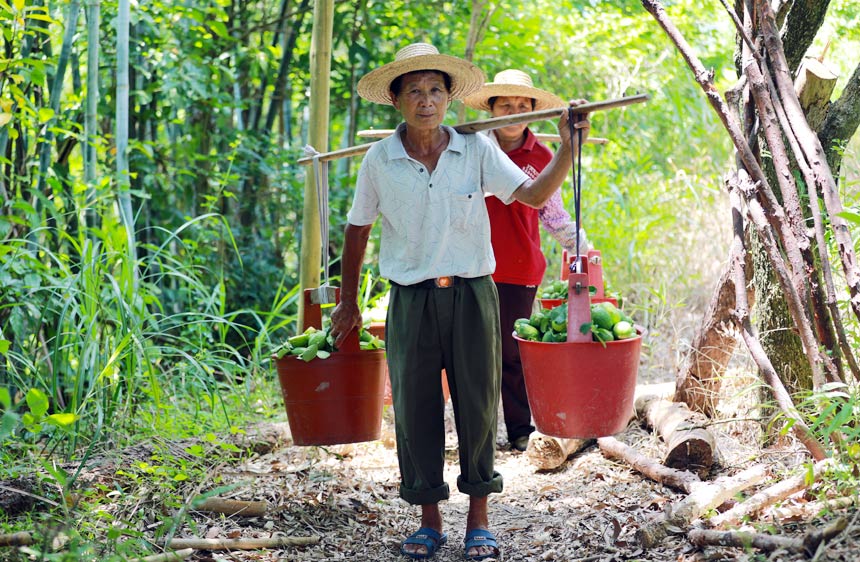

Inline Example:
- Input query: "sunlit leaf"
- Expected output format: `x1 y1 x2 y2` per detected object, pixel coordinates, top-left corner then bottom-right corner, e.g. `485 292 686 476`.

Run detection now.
47 412 78 427
25 388 49 419
0 339 9 354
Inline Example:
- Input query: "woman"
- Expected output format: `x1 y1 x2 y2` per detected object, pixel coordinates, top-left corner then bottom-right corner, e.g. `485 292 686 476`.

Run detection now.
329 43 590 560
464 69 590 452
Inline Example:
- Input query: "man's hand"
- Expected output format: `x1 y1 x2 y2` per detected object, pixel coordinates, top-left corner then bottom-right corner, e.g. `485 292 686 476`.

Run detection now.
330 300 362 349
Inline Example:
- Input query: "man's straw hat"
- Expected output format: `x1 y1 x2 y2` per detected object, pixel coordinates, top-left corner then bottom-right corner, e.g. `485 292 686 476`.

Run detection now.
463 69 566 111
357 42 485 106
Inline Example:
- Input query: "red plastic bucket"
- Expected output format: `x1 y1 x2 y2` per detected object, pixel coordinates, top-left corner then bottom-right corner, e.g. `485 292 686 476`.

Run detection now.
540 298 565 310
275 338 386 445
514 331 641 439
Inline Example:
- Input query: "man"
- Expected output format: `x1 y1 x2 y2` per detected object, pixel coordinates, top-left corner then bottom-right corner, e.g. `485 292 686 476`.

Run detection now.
464 69 590 452
329 43 590 560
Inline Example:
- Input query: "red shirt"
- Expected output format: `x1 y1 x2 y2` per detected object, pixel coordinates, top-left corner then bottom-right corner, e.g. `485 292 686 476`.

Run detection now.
487 129 553 286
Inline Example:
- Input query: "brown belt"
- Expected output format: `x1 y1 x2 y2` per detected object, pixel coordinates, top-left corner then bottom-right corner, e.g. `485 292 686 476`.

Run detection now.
391 276 467 289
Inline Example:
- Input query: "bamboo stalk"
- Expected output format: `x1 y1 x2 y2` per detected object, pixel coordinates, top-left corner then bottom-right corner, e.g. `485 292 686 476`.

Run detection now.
0 532 33 547
298 93 648 165
193 498 267 517
136 549 194 562
167 537 319 550
357 129 609 145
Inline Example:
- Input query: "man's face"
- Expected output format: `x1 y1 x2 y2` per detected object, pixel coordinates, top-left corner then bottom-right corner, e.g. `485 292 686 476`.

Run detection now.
391 71 450 130
492 95 534 139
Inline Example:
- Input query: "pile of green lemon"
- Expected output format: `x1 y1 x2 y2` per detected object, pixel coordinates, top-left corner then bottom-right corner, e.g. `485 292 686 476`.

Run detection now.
514 301 637 344
274 325 385 362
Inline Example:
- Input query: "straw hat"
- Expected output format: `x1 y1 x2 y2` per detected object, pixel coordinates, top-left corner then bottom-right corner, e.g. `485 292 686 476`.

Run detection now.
463 69 566 112
357 42 486 106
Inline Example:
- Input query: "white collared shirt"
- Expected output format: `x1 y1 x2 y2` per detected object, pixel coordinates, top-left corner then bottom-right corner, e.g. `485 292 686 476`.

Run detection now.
347 122 529 286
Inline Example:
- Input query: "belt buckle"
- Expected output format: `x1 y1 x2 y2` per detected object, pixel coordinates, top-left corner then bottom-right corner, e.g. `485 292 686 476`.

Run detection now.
435 276 453 288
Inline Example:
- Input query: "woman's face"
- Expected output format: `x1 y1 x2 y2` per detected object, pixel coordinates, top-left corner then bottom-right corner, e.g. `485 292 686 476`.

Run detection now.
391 71 450 130
491 95 534 141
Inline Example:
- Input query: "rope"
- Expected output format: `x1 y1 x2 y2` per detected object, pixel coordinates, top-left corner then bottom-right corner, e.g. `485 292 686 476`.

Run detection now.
567 107 585 276
303 145 331 289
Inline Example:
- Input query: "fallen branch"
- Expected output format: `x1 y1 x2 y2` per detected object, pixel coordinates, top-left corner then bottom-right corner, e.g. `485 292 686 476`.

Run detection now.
137 549 194 562
0 532 33 547
634 396 715 477
526 432 592 470
689 517 847 557
771 496 857 522
166 536 319 550
709 458 834 528
193 498 267 517
636 465 767 548
597 436 701 493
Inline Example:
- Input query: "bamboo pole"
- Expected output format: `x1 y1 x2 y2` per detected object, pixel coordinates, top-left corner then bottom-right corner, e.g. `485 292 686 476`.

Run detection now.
357 129 609 145
298 93 648 165
297 0 334 329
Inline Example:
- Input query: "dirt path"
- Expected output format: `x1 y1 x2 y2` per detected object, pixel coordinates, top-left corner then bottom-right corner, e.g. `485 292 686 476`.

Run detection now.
178 386 856 562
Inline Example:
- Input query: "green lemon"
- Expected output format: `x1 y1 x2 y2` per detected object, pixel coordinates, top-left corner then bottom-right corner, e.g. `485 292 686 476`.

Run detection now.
599 302 623 326
612 320 636 340
590 306 614 331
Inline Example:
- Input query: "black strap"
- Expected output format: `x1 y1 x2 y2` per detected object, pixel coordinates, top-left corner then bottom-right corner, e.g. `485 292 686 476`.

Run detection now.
568 107 584 274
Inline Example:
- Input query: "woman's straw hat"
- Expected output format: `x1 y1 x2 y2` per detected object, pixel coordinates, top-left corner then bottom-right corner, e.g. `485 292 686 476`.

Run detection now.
463 69 566 111
357 42 486 106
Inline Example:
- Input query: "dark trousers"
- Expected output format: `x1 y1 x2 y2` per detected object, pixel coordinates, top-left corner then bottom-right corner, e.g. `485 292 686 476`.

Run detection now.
387 276 504 505
496 282 537 442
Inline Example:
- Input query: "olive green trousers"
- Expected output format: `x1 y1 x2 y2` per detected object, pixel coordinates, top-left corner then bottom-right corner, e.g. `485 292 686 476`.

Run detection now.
387 275 504 505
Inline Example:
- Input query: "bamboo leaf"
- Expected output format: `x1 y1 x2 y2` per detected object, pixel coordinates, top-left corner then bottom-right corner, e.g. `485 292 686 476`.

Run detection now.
0 113 11 127
12 0 23 12
0 338 9 354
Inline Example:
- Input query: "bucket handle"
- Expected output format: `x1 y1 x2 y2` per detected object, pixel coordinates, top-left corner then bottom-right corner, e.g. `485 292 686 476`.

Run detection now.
302 288 361 353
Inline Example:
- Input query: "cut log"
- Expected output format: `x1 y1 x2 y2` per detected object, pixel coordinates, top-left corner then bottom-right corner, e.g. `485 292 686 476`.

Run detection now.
689 517 846 557
794 57 838 131
634 395 715 477
0 532 33 547
709 458 834 528
636 465 767 548
597 436 701 493
167 536 319 550
526 432 592 470
193 498 267 517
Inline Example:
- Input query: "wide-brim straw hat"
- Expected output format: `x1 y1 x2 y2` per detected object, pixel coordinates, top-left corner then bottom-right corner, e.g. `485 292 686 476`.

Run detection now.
357 42 486 106
463 69 566 112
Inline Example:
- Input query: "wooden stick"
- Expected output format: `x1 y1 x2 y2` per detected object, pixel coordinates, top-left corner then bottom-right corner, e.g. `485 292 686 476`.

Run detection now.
0 532 33 547
455 93 650 133
689 517 847 557
193 498 267 517
526 432 592 470
137 549 194 562
636 464 767 548
634 395 715 477
167 536 319 550
709 458 835 528
689 528 803 554
597 436 702 493
357 129 609 145
298 93 648 164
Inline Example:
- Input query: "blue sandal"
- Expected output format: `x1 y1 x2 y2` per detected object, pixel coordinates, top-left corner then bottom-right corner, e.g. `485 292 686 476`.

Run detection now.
400 527 447 559
464 528 501 561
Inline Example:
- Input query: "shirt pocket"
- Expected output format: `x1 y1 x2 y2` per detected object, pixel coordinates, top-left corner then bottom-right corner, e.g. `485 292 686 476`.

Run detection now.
450 190 485 231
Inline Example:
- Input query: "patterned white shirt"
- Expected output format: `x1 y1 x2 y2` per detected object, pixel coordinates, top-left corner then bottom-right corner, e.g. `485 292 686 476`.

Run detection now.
347 122 529 286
